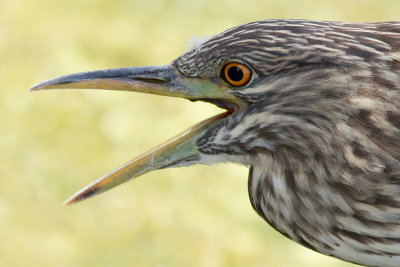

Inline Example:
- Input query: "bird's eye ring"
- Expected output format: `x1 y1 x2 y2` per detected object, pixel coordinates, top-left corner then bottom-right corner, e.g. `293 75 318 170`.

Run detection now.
221 62 251 87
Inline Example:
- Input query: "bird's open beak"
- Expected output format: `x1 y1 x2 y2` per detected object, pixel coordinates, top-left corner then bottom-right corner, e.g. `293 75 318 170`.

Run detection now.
30 64 243 205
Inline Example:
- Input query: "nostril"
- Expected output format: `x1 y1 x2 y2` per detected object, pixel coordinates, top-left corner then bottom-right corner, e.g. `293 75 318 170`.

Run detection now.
133 77 168 83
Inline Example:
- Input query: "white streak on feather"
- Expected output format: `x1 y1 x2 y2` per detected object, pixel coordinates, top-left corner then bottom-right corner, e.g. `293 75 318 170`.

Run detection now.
182 35 212 55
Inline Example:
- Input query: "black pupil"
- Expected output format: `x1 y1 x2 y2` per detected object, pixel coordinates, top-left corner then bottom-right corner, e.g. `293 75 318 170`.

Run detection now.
227 66 244 82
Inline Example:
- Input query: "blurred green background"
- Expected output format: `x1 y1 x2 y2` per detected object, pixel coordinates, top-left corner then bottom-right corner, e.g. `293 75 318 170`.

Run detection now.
2 0 400 266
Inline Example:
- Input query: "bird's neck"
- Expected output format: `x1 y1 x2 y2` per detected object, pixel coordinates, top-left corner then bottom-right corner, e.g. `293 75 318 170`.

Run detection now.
248 141 400 266
248 153 332 250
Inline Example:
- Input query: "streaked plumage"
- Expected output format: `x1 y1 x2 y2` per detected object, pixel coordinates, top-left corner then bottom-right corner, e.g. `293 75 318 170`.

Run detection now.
179 20 400 266
31 19 400 266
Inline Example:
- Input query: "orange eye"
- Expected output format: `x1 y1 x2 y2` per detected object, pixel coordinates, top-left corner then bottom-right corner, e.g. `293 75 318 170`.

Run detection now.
222 62 251 87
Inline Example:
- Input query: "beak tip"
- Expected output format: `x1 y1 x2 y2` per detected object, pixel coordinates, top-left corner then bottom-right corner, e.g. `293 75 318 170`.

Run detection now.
62 183 101 206
29 75 68 92
29 86 39 92
29 81 49 92
63 193 88 206
62 196 77 206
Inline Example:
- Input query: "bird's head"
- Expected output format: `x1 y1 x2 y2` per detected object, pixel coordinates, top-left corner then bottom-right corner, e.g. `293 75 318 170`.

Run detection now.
30 20 377 205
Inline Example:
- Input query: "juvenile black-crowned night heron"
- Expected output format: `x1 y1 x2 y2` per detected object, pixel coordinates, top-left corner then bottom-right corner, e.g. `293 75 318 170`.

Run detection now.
31 19 400 266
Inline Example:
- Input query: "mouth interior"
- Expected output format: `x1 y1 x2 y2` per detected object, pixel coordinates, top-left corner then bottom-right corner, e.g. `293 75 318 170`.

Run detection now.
193 98 238 119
